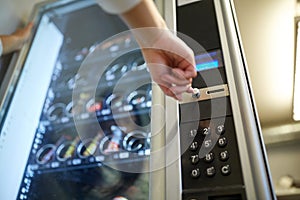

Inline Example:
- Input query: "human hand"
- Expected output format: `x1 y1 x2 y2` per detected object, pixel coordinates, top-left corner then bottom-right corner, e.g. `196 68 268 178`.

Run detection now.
140 29 197 100
12 22 34 50
1 22 34 55
120 0 197 100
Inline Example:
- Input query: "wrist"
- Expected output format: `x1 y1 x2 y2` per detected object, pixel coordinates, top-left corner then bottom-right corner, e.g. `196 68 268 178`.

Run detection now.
122 0 167 29
121 0 169 47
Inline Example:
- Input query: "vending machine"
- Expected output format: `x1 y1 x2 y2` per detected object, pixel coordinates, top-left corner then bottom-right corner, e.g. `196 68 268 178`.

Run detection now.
0 0 276 200
162 0 276 199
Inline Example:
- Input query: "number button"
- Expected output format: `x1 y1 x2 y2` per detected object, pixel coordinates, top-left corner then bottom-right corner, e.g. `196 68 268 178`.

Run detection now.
221 164 231 176
204 139 213 149
202 127 211 136
190 129 197 137
189 142 198 151
204 152 214 163
191 168 200 178
219 150 229 161
190 154 199 164
216 124 225 135
205 166 216 177
218 137 227 147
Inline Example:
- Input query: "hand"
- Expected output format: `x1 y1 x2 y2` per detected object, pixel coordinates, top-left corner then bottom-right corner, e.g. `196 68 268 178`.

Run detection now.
119 0 197 100
1 22 34 55
12 22 34 50
140 29 197 100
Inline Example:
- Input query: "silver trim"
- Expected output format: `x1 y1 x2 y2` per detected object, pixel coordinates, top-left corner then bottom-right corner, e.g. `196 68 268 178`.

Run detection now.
179 84 230 104
215 0 276 199
46 103 66 121
165 97 182 200
0 0 96 125
149 83 166 200
56 141 74 161
122 130 148 152
164 1 182 200
177 0 203 7
36 144 56 164
77 138 98 158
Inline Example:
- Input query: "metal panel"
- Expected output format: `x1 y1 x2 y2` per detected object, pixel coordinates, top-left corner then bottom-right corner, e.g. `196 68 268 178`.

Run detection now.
164 0 182 200
214 0 276 199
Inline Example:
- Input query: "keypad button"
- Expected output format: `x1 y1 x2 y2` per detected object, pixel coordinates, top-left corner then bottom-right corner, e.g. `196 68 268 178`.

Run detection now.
205 166 216 177
219 150 229 161
216 124 225 135
202 127 211 136
190 154 199 164
204 152 214 163
191 168 200 178
190 129 197 137
189 142 198 151
204 139 213 149
218 137 227 147
221 164 231 176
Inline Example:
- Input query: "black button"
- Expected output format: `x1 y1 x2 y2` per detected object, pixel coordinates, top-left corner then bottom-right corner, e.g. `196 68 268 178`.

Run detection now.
219 150 229 161
218 137 227 147
189 142 198 151
216 124 225 135
191 168 200 178
190 129 197 137
204 152 214 163
205 166 216 177
202 127 211 136
190 154 199 164
221 164 231 176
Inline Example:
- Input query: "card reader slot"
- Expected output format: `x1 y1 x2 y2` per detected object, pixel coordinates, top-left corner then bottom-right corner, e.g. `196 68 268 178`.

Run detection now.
180 84 229 104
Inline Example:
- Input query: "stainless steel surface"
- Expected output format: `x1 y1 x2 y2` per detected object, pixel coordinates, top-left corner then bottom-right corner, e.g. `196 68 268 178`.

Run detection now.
180 84 230 104
164 0 182 199
150 83 166 200
215 0 276 199
177 0 203 7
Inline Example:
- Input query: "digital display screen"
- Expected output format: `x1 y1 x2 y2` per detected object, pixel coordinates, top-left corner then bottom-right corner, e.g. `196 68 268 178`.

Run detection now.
195 49 223 72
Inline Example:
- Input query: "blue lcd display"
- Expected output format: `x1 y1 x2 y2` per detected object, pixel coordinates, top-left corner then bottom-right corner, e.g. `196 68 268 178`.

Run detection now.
195 49 223 72
196 60 219 71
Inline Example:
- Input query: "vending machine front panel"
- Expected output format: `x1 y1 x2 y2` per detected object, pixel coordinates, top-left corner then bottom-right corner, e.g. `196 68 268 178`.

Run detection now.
164 0 276 199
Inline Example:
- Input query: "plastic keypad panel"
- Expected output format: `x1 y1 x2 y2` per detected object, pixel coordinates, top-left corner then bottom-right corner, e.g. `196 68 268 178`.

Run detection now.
179 99 246 199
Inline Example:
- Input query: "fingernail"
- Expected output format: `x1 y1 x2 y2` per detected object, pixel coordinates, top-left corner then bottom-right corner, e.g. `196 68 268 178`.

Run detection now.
186 86 194 93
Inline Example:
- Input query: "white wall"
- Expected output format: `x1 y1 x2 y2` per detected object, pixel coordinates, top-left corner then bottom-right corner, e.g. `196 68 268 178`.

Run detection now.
267 143 300 189
233 0 296 127
0 0 44 34
233 0 300 193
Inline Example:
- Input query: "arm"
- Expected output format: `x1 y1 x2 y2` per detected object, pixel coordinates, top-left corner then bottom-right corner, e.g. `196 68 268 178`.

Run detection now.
0 22 33 56
100 0 197 100
122 0 197 100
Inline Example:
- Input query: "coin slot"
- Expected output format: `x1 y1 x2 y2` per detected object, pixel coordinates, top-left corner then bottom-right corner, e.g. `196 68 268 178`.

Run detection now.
206 88 225 95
